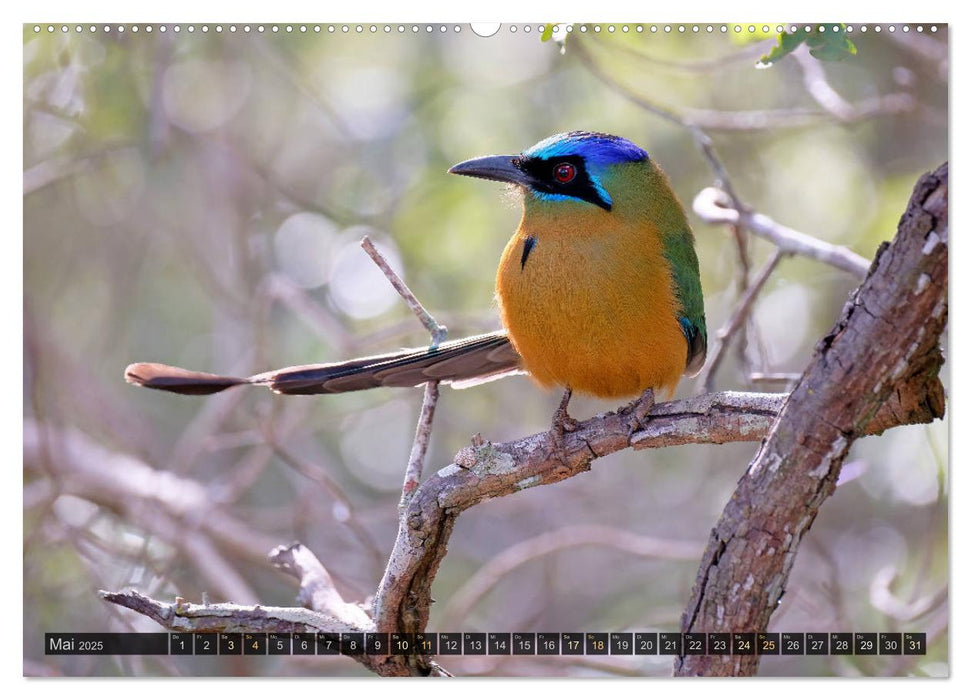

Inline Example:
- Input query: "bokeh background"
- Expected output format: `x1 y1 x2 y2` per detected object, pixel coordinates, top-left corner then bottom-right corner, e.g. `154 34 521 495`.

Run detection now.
23 22 948 677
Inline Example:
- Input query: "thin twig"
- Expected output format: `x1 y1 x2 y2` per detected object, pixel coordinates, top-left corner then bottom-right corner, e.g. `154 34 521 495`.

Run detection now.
731 224 753 291
693 187 870 277
360 236 448 345
401 381 440 506
730 223 759 378
701 249 786 392
359 236 447 508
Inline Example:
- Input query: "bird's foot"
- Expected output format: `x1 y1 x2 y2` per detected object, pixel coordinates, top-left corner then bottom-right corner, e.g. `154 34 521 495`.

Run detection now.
552 387 580 434
624 388 656 436
550 387 579 464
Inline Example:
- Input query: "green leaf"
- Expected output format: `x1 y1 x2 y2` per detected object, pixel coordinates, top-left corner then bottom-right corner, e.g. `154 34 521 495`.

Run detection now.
758 30 806 66
540 24 555 42
805 26 858 61
758 24 857 67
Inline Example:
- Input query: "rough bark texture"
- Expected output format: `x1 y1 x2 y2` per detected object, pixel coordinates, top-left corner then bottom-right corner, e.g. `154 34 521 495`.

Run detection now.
674 163 948 676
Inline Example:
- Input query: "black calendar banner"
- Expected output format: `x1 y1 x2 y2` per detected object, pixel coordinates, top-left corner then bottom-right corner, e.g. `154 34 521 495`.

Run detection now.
45 632 927 657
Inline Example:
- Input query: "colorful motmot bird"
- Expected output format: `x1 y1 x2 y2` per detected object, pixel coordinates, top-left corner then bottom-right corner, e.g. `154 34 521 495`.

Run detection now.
126 131 707 426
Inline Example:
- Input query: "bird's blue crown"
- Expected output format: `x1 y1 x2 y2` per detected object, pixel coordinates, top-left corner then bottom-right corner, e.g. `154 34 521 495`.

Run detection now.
524 131 649 166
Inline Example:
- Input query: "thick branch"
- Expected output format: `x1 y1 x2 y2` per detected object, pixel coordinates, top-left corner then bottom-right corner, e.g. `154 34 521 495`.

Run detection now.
66 391 783 674
99 589 358 633
370 366 942 649
675 163 947 676
89 362 937 671
87 365 940 676
269 543 373 630
371 391 778 631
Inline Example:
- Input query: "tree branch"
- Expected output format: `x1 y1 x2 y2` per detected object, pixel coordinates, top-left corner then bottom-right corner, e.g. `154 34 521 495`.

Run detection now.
368 366 942 672
675 162 947 676
269 543 373 630
360 236 447 346
402 381 440 503
359 234 445 508
700 250 785 392
99 589 360 634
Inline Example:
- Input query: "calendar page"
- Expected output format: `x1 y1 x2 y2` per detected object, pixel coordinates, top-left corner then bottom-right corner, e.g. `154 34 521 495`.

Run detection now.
23 17 949 679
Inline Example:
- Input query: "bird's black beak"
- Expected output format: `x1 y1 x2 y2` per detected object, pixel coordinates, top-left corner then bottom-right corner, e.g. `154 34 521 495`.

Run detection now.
448 155 530 187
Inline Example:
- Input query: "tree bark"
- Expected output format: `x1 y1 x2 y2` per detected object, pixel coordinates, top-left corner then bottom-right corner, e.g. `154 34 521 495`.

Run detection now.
675 163 947 676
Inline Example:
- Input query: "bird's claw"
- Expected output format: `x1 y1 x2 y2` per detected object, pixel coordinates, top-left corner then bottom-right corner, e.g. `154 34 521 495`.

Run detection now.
625 388 656 436
552 410 580 437
550 387 579 465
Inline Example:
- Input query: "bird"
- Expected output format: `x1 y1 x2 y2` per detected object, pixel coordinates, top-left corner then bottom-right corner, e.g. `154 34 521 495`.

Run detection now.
126 131 706 428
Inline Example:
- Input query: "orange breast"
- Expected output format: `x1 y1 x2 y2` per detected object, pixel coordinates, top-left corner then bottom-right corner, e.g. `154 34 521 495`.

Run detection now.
496 201 687 399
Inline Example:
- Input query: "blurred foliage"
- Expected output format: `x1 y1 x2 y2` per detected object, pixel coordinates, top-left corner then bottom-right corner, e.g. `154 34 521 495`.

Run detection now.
728 24 780 45
23 23 947 678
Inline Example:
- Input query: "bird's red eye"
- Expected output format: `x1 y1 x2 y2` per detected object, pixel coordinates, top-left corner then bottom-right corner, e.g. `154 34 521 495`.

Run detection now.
553 163 576 183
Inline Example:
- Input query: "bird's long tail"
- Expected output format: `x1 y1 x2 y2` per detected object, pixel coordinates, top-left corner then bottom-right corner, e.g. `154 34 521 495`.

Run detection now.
125 330 522 396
